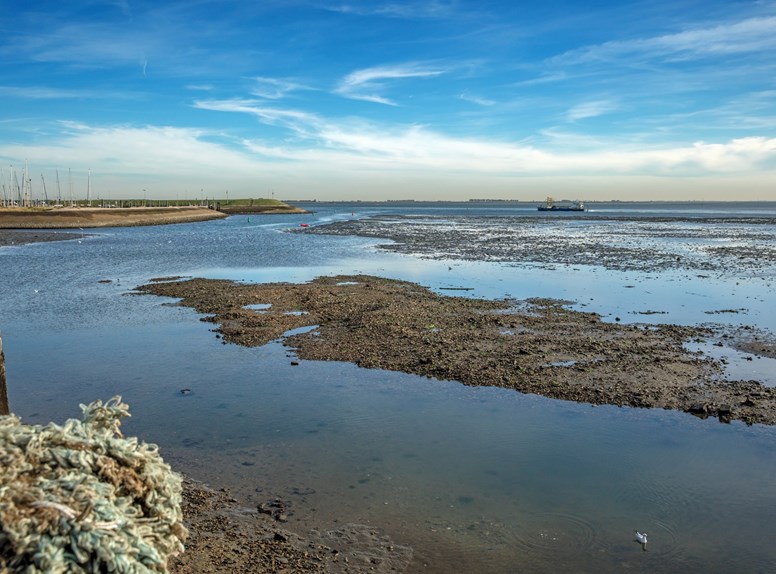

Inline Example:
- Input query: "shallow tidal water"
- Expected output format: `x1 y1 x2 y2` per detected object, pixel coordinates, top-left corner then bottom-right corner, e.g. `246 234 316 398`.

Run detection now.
2 202 775 572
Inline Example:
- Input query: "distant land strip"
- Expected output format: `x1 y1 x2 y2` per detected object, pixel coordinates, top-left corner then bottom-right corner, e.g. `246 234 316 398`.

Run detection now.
0 200 306 229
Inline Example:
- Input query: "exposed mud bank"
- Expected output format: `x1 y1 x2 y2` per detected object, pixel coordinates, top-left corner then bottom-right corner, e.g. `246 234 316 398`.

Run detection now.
136 275 776 425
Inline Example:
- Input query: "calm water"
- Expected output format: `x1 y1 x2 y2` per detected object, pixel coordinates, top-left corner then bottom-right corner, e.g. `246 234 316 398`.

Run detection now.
2 202 775 573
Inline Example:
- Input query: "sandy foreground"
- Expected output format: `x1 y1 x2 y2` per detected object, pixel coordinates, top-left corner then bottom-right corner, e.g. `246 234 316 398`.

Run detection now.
0 206 227 229
171 478 412 574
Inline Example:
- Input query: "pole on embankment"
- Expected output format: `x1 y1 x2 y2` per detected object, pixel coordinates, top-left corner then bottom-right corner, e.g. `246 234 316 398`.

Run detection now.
0 334 9 415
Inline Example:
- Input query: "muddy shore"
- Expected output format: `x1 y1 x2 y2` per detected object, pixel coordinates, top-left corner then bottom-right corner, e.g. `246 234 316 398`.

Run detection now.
0 229 82 246
300 215 776 274
0 206 226 229
171 478 412 573
136 275 776 425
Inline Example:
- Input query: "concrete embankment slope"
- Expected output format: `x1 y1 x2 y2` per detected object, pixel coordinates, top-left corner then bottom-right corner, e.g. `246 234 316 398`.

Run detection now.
0 206 227 229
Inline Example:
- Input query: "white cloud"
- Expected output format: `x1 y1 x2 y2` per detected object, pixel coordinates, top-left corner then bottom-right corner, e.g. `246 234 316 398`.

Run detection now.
251 77 313 99
566 100 619 122
192 98 776 176
194 98 321 138
0 123 260 181
460 92 496 107
323 2 456 19
513 72 569 87
335 63 446 105
15 22 157 69
2 108 774 201
555 15 776 65
0 86 90 99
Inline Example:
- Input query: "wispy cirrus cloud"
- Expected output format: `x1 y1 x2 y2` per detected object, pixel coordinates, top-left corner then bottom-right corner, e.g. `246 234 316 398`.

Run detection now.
10 22 157 69
251 76 313 100
194 98 321 137
0 85 141 101
0 86 93 99
460 92 496 107
566 99 619 122
555 15 776 65
185 84 215 91
335 63 446 105
322 2 457 19
192 98 776 176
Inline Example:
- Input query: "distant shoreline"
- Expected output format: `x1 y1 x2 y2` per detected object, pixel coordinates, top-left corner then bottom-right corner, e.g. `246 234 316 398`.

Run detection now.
286 199 776 205
0 206 227 229
0 201 310 230
215 204 308 215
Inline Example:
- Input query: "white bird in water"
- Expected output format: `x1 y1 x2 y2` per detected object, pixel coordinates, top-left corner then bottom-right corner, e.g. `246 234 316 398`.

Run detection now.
635 531 648 545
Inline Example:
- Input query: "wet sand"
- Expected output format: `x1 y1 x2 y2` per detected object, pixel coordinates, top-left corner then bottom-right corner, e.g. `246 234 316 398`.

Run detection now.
0 229 82 246
0 206 226 229
300 215 776 274
172 479 412 573
136 275 776 425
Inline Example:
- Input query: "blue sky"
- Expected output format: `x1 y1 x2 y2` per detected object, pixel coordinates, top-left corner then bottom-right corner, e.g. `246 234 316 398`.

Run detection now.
1 0 775 201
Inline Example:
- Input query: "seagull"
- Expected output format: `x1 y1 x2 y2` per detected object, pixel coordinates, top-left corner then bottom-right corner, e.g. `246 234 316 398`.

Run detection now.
635 531 648 545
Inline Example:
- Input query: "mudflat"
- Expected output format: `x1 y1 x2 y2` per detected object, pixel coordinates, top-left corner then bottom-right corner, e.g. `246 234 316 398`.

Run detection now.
300 214 776 274
136 275 776 425
0 229 81 246
171 478 412 574
0 206 227 229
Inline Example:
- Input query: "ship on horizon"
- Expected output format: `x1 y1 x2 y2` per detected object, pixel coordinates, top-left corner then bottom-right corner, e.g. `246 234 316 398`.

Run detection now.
537 196 585 211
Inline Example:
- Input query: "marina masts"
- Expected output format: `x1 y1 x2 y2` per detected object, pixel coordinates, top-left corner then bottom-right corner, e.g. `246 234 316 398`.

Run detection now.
55 169 62 204
41 174 49 204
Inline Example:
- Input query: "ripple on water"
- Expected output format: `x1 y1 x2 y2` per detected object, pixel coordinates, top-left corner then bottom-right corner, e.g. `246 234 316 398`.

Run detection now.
510 511 598 554
492 510 711 573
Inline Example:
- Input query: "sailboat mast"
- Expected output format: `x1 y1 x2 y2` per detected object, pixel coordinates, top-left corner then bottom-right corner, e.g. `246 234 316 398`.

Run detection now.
41 174 49 204
22 160 32 207
12 167 21 205
56 169 62 204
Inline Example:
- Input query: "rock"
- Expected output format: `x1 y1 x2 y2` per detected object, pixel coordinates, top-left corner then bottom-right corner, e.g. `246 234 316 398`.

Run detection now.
686 403 708 417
